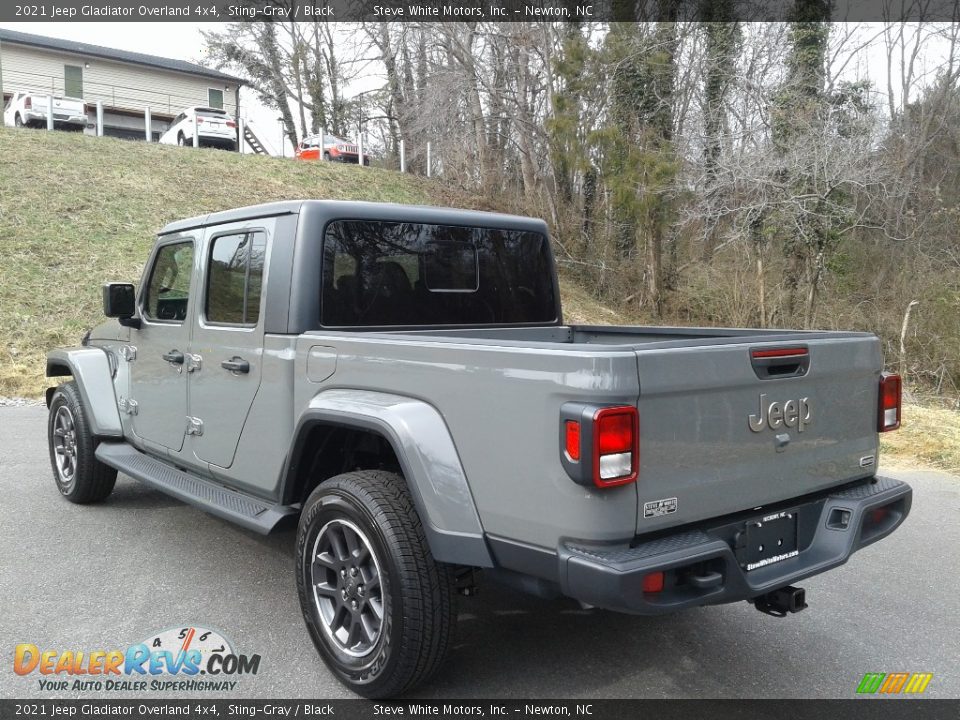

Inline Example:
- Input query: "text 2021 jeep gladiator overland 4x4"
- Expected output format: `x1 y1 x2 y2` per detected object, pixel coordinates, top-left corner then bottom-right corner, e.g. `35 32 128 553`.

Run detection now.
46 200 911 697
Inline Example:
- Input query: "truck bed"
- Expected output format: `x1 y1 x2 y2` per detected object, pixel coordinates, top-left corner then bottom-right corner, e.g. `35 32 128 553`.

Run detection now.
299 323 881 547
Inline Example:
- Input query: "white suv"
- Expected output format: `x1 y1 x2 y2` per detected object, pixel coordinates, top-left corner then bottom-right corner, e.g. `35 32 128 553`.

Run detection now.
159 106 237 150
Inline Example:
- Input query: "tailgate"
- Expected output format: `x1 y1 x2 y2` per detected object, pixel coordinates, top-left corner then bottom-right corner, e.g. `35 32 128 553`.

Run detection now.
634 334 882 535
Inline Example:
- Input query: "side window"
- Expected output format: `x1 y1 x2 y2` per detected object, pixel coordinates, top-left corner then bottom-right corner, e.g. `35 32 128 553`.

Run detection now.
205 231 266 326
143 241 194 322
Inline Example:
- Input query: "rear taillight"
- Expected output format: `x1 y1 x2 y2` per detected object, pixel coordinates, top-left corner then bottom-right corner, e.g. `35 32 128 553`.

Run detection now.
560 403 639 488
196 117 204 124
594 407 638 486
878 372 901 432
226 120 237 128
24 97 32 109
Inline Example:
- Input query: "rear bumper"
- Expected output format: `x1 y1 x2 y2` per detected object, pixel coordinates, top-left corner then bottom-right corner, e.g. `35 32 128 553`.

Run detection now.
491 476 912 615
196 134 237 149
23 111 86 126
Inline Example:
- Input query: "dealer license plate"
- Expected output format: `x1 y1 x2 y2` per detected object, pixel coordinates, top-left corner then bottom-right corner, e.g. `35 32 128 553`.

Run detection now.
736 510 798 571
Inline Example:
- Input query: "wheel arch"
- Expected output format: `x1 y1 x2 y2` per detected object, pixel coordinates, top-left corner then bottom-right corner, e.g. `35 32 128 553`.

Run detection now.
283 389 492 568
46 347 123 438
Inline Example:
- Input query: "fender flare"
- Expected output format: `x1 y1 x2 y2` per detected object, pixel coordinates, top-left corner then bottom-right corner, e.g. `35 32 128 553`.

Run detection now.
46 347 123 438
286 389 493 568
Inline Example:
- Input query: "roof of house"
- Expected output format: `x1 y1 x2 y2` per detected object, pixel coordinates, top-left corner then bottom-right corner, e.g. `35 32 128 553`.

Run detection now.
0 28 245 85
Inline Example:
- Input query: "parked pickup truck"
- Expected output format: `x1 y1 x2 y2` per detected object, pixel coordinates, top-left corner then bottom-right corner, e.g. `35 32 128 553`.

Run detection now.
3 91 86 130
46 200 911 698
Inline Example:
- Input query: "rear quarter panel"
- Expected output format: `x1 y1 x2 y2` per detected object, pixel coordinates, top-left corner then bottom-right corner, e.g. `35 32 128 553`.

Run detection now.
293 333 641 549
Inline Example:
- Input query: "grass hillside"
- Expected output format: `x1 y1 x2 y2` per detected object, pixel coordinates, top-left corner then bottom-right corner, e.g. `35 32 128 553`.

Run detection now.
0 126 609 398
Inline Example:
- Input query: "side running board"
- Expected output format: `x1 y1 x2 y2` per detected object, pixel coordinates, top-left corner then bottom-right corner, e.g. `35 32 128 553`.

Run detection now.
95 442 298 534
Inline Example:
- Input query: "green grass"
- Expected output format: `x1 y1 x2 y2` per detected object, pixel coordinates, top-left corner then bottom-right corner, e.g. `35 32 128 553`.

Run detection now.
0 127 487 397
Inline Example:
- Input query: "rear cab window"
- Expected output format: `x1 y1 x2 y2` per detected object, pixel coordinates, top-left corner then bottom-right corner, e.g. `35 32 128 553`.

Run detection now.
320 220 557 327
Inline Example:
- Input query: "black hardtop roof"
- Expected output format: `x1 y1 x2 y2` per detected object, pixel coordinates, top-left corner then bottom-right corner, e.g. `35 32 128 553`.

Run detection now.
158 200 547 236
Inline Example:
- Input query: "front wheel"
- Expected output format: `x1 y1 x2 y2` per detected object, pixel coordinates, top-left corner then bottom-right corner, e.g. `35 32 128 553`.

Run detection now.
47 382 117 503
14 113 24 128
296 470 455 698
177 133 188 147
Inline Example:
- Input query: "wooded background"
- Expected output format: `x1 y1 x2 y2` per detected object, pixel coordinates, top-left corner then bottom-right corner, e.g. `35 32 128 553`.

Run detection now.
203 5 960 404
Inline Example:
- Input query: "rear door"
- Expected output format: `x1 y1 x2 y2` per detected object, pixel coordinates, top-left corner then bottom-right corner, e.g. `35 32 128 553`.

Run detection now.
633 335 882 534
187 222 269 469
130 235 196 452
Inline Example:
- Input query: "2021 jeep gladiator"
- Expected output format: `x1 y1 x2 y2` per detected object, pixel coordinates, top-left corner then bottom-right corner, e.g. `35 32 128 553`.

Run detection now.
46 200 912 697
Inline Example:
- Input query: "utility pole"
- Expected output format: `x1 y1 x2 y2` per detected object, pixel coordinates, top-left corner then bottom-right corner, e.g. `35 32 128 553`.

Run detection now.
0 36 5 116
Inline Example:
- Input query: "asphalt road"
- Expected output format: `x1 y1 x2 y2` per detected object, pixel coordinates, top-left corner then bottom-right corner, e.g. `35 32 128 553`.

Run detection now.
1 405 958 700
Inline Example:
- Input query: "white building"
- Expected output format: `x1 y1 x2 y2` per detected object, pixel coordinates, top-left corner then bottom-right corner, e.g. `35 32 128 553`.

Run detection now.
0 28 245 142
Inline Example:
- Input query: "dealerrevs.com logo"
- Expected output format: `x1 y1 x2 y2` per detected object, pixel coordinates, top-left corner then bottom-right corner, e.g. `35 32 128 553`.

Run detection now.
13 626 261 692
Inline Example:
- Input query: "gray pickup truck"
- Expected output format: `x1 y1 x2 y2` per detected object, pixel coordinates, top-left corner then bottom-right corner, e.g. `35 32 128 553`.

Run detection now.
46 200 911 697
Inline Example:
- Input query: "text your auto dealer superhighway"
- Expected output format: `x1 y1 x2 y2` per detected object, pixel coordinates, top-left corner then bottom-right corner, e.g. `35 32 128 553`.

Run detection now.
52 5 192 16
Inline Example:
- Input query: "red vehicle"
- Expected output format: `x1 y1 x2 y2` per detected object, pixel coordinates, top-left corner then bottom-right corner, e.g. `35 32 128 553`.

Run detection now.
295 134 369 165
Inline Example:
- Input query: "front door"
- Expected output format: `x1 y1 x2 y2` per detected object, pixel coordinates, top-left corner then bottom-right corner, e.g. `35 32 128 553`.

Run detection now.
130 235 196 452
188 225 268 469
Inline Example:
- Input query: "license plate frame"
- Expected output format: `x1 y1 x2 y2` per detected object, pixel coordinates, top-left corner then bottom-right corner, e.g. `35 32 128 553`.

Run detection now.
736 510 799 571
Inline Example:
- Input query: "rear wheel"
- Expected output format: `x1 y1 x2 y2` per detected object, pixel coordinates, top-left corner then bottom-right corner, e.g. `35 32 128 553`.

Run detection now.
323 151 331 161
47 382 117 503
296 470 455 698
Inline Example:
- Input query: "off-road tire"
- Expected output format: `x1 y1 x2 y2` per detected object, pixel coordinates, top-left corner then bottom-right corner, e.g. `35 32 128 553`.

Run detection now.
47 381 117 504
296 470 456 698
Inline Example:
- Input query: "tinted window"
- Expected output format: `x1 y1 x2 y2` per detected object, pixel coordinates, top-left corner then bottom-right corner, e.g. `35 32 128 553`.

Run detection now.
321 221 557 327
206 231 266 325
144 241 194 322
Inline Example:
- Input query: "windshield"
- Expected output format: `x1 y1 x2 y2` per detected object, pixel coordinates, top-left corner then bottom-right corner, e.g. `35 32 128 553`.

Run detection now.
320 220 558 327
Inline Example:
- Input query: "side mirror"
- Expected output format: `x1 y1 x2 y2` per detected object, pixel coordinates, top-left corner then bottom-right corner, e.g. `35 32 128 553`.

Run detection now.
103 283 137 323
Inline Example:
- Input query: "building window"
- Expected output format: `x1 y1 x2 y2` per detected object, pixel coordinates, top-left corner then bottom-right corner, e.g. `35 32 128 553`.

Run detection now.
208 88 224 110
64 65 83 98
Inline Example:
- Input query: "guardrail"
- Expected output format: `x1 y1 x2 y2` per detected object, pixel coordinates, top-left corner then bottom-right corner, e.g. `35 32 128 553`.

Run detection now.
3 67 234 116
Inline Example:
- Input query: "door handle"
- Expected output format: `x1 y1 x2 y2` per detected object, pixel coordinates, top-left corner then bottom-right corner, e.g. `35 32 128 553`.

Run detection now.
221 357 250 374
162 350 185 364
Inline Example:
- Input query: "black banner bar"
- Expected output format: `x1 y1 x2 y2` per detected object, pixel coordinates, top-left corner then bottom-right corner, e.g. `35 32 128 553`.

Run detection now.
2 0 960 23
1 699 958 720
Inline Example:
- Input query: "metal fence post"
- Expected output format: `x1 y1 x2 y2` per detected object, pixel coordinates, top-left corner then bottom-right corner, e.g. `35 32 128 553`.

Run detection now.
321 127 327 160
427 141 432 178
238 118 245 154
144 106 151 142
358 131 364 167
400 139 405 173
193 119 199 147
96 101 104 137
46 95 53 130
